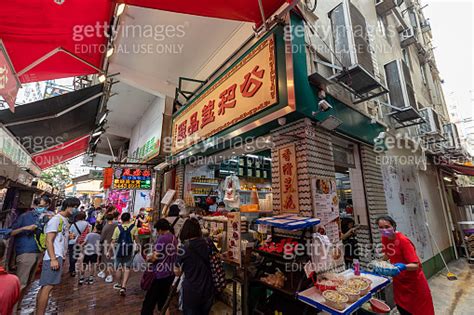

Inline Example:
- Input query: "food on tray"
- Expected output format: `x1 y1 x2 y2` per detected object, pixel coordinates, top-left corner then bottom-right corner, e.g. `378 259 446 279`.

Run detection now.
336 285 360 303
345 276 372 295
322 290 349 310
313 273 345 292
260 270 286 288
371 260 400 276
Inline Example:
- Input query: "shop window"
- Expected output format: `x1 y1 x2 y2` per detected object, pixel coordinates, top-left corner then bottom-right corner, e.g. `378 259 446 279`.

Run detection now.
183 147 273 212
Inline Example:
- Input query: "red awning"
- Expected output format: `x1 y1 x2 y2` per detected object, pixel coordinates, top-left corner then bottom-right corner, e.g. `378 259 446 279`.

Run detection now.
0 0 114 83
442 162 474 176
32 135 90 170
120 0 289 26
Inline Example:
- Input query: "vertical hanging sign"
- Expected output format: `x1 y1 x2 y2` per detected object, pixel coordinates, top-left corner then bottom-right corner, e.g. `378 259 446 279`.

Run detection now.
279 143 299 213
0 40 21 113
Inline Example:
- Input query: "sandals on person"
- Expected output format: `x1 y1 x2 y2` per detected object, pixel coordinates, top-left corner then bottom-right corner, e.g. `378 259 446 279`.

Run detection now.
119 287 126 296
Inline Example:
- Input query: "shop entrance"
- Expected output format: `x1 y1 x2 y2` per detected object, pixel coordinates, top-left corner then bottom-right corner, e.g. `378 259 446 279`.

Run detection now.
183 137 273 213
332 137 368 226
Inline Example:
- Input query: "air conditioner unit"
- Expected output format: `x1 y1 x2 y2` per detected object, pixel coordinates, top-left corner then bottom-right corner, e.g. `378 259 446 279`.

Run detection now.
375 0 397 16
419 107 443 136
420 20 431 33
328 0 388 102
400 28 416 47
443 123 462 150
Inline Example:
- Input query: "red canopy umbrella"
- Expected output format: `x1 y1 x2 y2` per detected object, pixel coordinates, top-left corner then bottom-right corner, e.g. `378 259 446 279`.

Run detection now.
119 0 290 26
0 0 114 83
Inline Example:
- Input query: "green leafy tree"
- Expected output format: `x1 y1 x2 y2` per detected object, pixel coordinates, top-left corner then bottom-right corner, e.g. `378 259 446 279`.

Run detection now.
40 164 72 191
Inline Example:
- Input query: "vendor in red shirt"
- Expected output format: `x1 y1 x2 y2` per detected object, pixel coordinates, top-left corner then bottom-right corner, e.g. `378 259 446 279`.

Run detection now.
0 240 21 315
377 216 434 315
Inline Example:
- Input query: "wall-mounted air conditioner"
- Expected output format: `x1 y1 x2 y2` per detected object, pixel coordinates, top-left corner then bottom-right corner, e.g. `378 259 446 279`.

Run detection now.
419 107 443 136
375 0 398 16
443 123 462 150
328 0 388 103
384 60 417 110
400 27 416 47
420 20 431 33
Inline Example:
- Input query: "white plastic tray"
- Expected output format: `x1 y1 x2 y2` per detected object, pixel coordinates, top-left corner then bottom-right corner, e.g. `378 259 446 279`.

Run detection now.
297 269 391 315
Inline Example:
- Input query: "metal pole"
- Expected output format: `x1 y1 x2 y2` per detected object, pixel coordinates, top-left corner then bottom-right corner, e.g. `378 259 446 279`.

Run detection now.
106 136 116 162
257 0 268 31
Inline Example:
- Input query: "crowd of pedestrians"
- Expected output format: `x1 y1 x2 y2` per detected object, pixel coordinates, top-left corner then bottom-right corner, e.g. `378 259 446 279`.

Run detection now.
1 197 219 315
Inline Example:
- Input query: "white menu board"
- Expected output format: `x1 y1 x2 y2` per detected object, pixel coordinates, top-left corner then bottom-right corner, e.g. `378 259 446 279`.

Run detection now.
311 177 340 243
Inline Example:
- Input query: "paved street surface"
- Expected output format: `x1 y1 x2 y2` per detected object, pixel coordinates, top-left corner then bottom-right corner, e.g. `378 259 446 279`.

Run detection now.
428 258 474 315
18 259 473 314
18 270 158 315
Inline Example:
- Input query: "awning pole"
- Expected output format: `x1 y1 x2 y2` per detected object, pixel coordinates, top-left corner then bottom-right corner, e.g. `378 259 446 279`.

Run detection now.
4 92 103 127
257 0 268 31
106 136 116 162
17 47 102 78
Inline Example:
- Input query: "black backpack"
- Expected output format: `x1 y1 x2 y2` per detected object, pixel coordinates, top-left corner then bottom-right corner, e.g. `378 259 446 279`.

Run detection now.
116 224 135 258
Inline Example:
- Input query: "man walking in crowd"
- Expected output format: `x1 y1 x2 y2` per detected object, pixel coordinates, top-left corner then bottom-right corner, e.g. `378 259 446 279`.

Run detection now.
98 212 118 283
36 197 80 315
10 196 51 293
0 240 20 315
68 211 90 277
107 212 139 296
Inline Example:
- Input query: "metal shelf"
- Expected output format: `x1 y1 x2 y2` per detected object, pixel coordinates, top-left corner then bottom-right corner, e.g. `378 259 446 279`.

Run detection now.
191 182 219 186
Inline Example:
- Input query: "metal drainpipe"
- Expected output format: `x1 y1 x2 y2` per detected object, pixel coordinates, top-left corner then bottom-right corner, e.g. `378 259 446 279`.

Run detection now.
435 168 459 260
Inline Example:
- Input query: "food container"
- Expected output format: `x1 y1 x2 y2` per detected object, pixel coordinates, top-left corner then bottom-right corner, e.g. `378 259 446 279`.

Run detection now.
336 285 360 303
345 276 372 296
370 260 400 277
311 273 345 292
322 290 349 311
369 298 391 313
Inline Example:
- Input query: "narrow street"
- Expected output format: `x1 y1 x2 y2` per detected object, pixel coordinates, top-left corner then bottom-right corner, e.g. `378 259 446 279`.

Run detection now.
428 259 474 315
16 258 474 314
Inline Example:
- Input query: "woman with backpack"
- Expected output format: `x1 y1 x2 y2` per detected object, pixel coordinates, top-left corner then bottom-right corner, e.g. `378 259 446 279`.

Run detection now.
141 219 178 315
68 212 90 277
175 218 214 315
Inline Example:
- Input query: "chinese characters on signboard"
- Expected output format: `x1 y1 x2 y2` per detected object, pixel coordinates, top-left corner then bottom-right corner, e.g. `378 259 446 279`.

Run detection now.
132 137 160 161
279 144 299 213
311 177 340 243
171 35 277 154
0 41 21 113
112 168 152 190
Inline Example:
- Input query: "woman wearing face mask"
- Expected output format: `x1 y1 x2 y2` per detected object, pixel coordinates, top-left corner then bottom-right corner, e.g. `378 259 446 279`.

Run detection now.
377 215 434 315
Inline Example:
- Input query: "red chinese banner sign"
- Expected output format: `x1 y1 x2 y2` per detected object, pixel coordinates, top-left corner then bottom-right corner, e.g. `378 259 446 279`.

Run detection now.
0 40 21 113
103 168 114 189
279 144 299 213
171 34 277 154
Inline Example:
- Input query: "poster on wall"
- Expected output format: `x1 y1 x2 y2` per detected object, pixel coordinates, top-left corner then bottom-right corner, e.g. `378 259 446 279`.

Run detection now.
107 190 131 213
381 162 432 261
134 190 151 214
226 212 242 266
279 144 299 213
311 177 340 243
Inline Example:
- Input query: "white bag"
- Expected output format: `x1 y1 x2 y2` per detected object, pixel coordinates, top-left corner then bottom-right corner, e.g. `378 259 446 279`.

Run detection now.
132 252 146 271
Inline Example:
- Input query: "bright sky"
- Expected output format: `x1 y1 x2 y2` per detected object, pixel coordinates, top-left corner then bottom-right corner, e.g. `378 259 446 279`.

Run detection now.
422 0 474 124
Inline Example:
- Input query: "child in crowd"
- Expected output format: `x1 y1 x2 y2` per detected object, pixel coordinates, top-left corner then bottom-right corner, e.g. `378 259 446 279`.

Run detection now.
79 225 102 285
